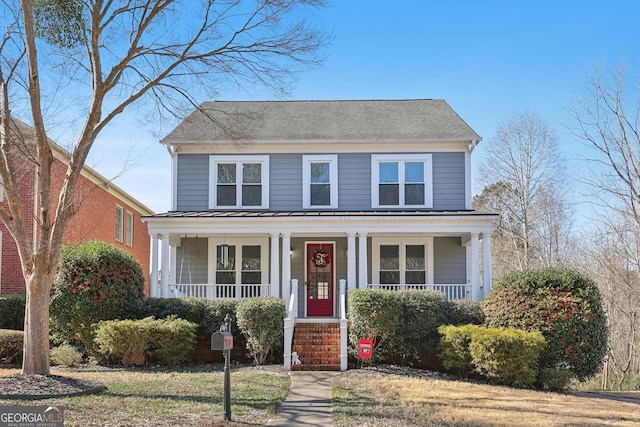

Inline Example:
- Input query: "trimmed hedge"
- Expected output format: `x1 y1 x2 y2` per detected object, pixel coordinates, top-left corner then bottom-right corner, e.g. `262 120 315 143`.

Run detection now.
0 295 26 330
236 297 286 365
94 316 197 366
439 325 546 388
483 268 608 382
0 329 24 364
132 298 238 333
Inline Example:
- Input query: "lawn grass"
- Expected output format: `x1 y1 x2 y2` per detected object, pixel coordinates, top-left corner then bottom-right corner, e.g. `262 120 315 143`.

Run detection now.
0 366 289 427
333 369 640 427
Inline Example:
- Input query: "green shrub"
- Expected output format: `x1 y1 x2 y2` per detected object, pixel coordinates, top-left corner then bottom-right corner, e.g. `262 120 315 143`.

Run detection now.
50 240 146 353
348 289 403 362
392 290 449 365
469 327 545 388
50 344 83 367
0 329 24 364
94 316 197 366
146 316 197 365
94 318 152 366
133 297 207 325
447 299 485 326
483 268 608 382
201 299 239 334
236 297 286 365
438 324 483 376
632 375 640 391
0 295 26 330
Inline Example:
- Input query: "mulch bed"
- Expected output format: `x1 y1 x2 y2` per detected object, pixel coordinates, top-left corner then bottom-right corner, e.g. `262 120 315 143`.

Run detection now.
0 373 105 399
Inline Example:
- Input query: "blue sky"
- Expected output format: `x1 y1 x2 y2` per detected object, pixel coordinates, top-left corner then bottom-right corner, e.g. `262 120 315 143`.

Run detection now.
89 1 640 213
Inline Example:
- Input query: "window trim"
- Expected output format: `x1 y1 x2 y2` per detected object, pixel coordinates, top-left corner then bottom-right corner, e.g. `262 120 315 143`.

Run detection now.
207 237 269 285
371 236 434 285
115 206 123 242
208 155 269 209
371 154 433 208
302 155 338 209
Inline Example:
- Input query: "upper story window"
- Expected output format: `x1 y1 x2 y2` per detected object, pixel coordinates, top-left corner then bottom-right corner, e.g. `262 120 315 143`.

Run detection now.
115 206 123 242
371 154 433 208
125 211 134 247
303 155 338 209
209 156 269 209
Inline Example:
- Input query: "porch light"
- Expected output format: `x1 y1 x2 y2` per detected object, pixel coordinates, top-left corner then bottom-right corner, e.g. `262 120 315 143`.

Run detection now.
221 244 230 268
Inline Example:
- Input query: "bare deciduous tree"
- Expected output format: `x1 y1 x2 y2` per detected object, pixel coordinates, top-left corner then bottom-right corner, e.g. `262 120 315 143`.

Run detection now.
568 62 640 388
0 0 328 375
475 111 570 277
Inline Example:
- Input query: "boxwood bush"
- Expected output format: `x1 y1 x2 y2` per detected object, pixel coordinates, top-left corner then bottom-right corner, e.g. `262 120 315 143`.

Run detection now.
483 268 608 382
348 289 403 362
439 325 546 388
94 316 197 366
0 295 26 330
236 297 286 365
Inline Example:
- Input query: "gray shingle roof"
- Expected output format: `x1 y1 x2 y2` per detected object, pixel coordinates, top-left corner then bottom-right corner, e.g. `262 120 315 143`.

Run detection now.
162 99 480 143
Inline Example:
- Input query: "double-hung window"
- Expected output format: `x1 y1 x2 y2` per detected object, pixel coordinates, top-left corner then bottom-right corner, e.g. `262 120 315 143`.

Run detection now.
303 155 338 209
125 211 133 247
371 154 433 208
373 237 433 287
209 156 269 209
115 206 123 242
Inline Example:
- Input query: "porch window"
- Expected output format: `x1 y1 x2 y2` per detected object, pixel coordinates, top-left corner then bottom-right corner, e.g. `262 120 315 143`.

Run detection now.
371 154 433 208
212 239 267 298
209 155 269 209
374 241 428 285
303 155 338 209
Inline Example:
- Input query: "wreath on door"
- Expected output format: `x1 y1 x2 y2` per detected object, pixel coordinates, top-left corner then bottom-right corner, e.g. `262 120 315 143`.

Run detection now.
311 248 330 267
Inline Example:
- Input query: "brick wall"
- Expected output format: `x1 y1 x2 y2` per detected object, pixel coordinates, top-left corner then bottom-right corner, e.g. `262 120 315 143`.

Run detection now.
1 147 151 295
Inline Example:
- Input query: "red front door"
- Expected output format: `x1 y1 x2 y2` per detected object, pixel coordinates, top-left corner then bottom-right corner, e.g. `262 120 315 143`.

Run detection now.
306 242 334 317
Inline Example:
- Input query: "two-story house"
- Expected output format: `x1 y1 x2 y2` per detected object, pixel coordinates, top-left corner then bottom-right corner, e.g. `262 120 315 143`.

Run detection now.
143 99 497 370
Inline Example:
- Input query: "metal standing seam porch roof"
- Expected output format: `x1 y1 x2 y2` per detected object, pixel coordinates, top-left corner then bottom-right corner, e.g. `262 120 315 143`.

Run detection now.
145 210 497 219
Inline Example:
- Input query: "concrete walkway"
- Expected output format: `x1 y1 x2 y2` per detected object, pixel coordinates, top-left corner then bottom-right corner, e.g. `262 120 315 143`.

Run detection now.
266 371 339 426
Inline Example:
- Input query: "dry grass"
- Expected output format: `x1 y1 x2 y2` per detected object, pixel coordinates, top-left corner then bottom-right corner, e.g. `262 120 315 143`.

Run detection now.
0 366 289 427
333 369 640 427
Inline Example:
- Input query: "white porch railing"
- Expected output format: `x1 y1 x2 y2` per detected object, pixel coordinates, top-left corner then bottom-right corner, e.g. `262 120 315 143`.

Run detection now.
339 279 348 371
366 284 471 300
283 279 298 371
169 283 271 300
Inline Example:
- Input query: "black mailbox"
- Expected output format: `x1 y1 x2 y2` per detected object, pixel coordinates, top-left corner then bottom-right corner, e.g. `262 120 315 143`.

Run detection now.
211 331 233 351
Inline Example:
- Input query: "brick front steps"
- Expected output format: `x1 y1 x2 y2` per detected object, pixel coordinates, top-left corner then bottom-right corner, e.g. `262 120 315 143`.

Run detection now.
291 322 341 371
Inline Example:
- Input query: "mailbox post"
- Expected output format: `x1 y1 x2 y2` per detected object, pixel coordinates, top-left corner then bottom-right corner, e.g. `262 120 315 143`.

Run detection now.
211 314 233 421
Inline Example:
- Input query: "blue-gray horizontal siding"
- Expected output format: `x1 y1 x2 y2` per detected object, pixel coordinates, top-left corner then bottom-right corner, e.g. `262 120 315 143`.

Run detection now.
433 236 466 284
176 154 209 211
432 152 465 210
175 151 467 211
338 154 371 210
175 237 209 284
271 154 302 210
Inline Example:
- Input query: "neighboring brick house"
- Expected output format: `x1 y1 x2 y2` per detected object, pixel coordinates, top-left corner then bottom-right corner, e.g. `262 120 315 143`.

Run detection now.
0 120 153 295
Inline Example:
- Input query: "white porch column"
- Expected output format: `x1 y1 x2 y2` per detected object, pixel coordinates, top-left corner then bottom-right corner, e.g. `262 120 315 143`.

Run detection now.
270 233 280 298
149 235 159 297
347 233 357 292
282 233 291 301
470 233 481 300
358 232 368 289
160 235 170 298
482 233 493 298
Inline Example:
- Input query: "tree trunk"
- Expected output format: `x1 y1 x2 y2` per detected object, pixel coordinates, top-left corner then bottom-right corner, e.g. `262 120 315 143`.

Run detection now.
21 273 53 375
